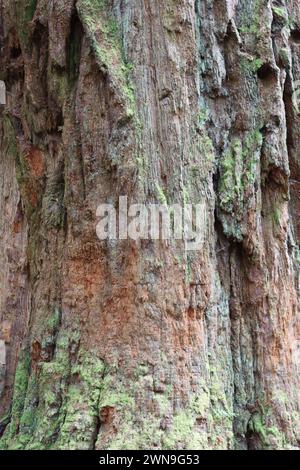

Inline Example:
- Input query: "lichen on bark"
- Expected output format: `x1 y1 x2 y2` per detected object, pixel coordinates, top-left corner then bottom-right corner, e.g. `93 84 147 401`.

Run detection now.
0 0 299 451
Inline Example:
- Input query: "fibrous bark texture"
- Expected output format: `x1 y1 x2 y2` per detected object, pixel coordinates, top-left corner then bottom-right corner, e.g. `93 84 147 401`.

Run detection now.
0 0 299 450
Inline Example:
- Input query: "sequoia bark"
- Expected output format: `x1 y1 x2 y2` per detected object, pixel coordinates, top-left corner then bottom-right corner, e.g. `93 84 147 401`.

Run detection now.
0 0 299 450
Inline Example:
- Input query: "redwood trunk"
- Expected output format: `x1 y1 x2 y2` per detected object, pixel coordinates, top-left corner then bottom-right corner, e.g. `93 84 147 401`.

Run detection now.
0 0 299 450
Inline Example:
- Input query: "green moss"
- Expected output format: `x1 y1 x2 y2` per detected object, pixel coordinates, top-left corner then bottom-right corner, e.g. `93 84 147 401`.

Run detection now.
2 115 43 225
272 207 281 226
241 57 263 74
279 48 291 69
98 369 135 410
182 186 190 205
238 0 263 36
106 416 162 451
1 340 236 451
134 363 150 378
248 413 267 445
77 0 137 120
208 363 234 442
0 326 111 450
93 360 172 450
55 352 106 450
191 390 210 418
272 6 286 18
156 184 168 206
197 133 214 163
135 153 147 180
10 352 30 430
15 0 38 47
188 127 215 189
46 308 61 333
99 378 171 450
91 369 143 449
243 130 263 183
0 351 31 448
2 114 17 150
219 139 243 213
162 379 231 450
272 6 288 23
16 373 39 447
246 396 289 449
163 410 195 449
270 202 284 237
198 106 209 128
0 411 11 432
50 69 69 106
218 129 262 240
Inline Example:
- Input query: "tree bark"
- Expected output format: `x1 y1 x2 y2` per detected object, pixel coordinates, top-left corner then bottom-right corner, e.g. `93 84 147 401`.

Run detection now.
0 0 299 450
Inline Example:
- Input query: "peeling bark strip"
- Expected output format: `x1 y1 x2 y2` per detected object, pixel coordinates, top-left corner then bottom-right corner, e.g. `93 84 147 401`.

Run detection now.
0 0 299 451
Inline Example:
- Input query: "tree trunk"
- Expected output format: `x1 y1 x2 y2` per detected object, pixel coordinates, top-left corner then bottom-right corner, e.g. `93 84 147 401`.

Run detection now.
0 0 299 450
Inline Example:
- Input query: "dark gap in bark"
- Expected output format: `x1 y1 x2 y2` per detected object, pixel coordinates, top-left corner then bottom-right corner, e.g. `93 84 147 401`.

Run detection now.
246 423 263 450
283 75 300 243
283 75 297 177
66 11 83 86
32 21 48 65
260 125 268 138
0 413 10 438
3 31 24 87
91 415 101 450
257 63 277 82
224 20 240 43
271 115 281 128
159 88 172 101
290 28 300 44
10 46 21 59
212 171 218 194
56 110 64 129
